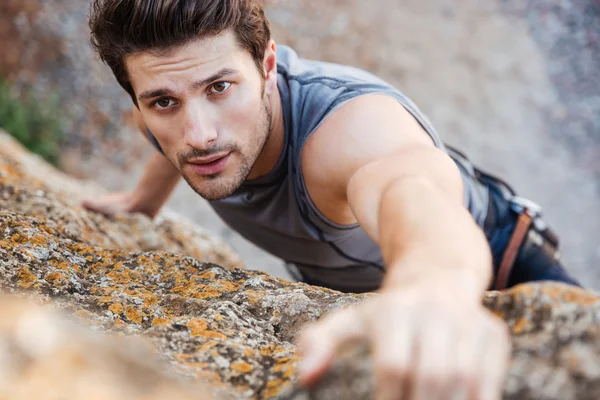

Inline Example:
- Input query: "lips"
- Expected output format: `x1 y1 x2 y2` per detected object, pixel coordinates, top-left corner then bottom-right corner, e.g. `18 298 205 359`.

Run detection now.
187 153 231 176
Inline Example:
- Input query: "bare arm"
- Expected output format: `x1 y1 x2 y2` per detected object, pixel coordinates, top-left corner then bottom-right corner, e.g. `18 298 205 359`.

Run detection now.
347 145 491 298
82 107 181 218
297 95 509 399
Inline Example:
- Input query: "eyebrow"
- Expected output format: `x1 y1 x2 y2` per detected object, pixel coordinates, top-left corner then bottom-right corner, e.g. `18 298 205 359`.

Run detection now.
138 68 239 101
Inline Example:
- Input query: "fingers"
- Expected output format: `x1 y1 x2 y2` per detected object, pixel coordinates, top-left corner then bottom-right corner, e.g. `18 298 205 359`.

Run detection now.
476 319 511 400
411 315 453 400
81 193 132 216
297 305 367 386
371 311 414 400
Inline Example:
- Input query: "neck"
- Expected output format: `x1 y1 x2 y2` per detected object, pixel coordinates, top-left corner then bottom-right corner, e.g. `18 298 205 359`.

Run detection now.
246 86 285 180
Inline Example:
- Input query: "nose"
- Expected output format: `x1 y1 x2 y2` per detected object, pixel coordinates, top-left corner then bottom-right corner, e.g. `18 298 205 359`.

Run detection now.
182 104 217 150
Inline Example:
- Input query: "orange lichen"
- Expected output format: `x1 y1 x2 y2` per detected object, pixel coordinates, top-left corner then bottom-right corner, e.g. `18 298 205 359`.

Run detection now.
28 235 47 245
152 318 170 326
186 319 227 340
199 271 216 280
199 341 219 352
259 344 289 357
44 271 62 282
512 317 533 335
18 267 37 289
143 293 158 308
109 303 125 315
561 289 599 306
114 318 126 327
245 290 267 305
231 361 253 373
126 307 143 324
261 379 285 398
48 259 58 267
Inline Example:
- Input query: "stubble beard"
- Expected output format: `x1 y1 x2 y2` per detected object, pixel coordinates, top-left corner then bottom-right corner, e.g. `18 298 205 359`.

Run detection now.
181 97 273 201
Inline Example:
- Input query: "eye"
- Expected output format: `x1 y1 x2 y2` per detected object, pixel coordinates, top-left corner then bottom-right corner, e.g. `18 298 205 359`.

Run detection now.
210 81 231 94
153 98 176 110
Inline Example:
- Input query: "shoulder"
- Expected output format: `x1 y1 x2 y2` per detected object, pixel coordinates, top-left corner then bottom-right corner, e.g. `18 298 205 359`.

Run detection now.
302 94 436 190
300 93 437 224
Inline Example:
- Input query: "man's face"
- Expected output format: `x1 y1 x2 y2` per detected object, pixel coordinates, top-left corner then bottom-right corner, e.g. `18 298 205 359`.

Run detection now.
126 31 273 200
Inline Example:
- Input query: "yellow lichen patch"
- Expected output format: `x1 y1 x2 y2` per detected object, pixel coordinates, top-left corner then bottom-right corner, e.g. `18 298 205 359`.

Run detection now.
199 271 216 280
97 296 114 305
214 313 223 322
48 259 58 267
126 307 144 324
18 267 38 289
44 271 63 282
512 317 533 335
491 310 506 320
187 319 227 340
152 318 170 326
57 261 71 271
193 288 223 300
259 344 289 357
39 225 55 235
143 293 158 308
245 290 267 305
176 353 193 363
539 285 565 300
561 289 599 306
109 303 125 315
203 331 227 340
511 284 535 297
28 235 47 246
185 362 210 370
211 279 240 292
11 234 22 243
272 356 298 379
231 361 253 374
114 318 126 327
261 378 286 398
243 348 254 357
199 341 219 352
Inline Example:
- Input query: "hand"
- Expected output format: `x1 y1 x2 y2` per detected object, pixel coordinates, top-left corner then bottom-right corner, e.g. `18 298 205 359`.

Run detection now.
297 287 511 400
82 192 155 218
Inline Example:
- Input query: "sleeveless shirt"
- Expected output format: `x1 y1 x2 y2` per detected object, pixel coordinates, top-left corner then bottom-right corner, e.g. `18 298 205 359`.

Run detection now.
148 45 490 293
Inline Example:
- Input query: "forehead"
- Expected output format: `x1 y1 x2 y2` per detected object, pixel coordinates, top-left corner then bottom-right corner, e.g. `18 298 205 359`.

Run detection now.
125 31 251 92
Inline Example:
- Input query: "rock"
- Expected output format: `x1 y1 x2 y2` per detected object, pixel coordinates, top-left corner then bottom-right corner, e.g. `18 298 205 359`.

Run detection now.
290 284 600 400
2 112 600 398
0 296 218 400
0 131 244 268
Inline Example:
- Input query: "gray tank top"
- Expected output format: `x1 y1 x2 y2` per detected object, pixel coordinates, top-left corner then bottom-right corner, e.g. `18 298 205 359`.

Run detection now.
148 45 489 293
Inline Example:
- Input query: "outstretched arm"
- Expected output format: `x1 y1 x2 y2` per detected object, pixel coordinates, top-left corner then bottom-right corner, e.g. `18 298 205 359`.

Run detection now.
297 94 510 399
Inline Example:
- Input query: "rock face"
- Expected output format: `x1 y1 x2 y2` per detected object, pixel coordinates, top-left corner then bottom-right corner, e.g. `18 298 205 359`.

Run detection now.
2 130 600 399
0 296 217 400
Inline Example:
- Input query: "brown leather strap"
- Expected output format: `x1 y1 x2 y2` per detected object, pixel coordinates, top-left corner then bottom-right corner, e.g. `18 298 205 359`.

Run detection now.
494 212 533 291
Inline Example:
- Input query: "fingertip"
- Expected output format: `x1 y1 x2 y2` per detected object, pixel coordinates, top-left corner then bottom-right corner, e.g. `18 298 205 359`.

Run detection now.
298 351 332 387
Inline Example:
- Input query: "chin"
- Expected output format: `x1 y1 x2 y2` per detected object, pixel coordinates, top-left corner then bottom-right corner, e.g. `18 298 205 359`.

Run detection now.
183 172 244 201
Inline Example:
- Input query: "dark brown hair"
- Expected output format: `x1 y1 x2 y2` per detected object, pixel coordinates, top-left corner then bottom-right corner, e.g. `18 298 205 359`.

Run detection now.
89 0 271 104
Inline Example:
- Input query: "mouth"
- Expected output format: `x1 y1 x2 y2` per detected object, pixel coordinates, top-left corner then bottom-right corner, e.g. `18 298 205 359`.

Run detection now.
187 152 231 176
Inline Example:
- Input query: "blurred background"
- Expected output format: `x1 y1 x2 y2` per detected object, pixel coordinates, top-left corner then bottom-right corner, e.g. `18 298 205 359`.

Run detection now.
1 0 598 287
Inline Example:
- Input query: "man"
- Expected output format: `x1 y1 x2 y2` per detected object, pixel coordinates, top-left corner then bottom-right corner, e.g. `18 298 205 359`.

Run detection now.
85 0 580 398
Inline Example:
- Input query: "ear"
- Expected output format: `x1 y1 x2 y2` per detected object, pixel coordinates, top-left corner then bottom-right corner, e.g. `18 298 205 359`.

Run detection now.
263 40 278 96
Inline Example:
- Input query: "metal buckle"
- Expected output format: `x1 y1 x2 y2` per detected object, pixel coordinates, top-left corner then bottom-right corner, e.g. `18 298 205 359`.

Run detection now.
509 196 547 232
